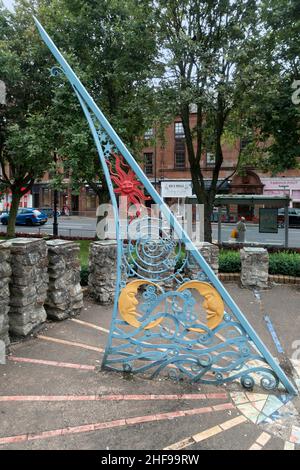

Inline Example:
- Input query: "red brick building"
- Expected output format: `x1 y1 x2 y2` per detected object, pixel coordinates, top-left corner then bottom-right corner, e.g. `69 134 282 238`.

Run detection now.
4 113 300 216
142 114 300 219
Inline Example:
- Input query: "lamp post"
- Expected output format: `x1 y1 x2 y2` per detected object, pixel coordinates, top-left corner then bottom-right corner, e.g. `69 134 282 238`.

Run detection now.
53 151 58 237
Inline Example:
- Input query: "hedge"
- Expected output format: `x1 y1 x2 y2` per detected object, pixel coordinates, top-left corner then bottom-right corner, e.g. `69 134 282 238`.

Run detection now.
268 251 300 277
219 249 300 277
218 250 241 273
79 249 300 285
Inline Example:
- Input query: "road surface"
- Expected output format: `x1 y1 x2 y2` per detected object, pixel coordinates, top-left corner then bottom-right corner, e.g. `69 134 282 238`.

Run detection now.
1 216 299 247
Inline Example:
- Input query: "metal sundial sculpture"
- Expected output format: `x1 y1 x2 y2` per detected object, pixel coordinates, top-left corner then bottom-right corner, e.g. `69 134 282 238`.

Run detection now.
34 17 297 395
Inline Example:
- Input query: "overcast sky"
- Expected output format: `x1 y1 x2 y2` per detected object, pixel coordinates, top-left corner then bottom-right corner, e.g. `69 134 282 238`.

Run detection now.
3 0 14 11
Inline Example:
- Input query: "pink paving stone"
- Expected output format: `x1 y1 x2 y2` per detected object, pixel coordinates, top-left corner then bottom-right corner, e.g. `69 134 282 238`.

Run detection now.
78 364 96 370
155 411 186 420
63 424 96 435
206 393 228 399
66 395 97 401
183 407 212 415
290 426 300 444
213 403 235 411
123 394 153 400
0 395 101 402
97 394 124 401
28 429 64 440
150 394 180 400
8 356 95 370
180 394 206 400
0 435 28 445
126 415 158 425
93 419 127 430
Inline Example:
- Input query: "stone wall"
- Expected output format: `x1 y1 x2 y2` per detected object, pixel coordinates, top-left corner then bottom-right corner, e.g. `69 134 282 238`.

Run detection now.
240 247 269 289
186 242 219 279
0 241 11 346
45 240 83 320
8 238 48 336
88 241 117 304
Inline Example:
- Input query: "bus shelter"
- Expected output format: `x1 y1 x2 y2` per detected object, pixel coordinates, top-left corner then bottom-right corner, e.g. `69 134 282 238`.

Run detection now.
214 194 291 248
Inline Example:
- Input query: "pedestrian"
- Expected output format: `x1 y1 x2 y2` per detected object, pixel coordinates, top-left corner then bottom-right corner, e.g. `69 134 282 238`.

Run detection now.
236 216 246 243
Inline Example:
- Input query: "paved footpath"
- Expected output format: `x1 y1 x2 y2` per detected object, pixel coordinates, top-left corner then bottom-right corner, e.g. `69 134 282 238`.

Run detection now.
0 284 300 450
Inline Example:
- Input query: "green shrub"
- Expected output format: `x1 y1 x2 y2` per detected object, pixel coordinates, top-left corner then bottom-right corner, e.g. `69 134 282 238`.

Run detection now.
269 252 300 277
219 250 241 273
218 249 300 277
80 266 89 286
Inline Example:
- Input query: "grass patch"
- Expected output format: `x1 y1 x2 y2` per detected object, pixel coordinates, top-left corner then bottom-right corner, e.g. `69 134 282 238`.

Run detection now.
76 240 91 268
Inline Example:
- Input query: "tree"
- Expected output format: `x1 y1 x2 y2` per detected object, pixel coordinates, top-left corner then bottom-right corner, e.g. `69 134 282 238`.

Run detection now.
0 0 160 236
155 0 263 242
0 0 57 237
238 0 300 173
36 0 160 207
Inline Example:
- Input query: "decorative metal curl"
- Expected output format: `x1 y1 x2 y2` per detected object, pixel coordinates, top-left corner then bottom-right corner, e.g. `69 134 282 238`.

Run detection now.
50 66 63 77
34 17 297 395
123 216 187 283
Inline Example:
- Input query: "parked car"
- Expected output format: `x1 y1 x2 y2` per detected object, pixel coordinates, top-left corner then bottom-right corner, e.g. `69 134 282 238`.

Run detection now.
0 208 48 226
39 207 61 218
277 208 300 228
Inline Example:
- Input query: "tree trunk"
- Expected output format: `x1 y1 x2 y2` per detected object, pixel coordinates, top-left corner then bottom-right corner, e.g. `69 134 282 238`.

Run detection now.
204 203 213 243
189 166 214 243
7 192 22 238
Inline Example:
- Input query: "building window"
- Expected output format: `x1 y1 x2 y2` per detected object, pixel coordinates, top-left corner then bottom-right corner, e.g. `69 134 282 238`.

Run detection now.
206 152 215 166
174 122 185 138
144 128 154 140
174 139 186 169
144 153 153 175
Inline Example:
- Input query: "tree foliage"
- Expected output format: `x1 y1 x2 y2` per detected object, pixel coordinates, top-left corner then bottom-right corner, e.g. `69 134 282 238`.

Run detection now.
0 0 159 235
155 0 260 241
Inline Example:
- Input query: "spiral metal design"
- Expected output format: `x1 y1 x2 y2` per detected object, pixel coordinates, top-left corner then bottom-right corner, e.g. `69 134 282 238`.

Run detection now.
123 216 187 283
50 66 63 77
106 290 285 391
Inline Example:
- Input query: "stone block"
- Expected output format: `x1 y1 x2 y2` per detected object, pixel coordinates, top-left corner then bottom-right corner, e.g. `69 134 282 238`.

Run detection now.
45 240 83 320
240 247 269 289
88 240 117 305
0 241 11 346
186 242 219 280
8 238 48 337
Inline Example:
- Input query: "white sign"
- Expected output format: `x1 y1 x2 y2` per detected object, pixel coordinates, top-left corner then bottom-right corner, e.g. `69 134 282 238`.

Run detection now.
261 178 300 191
161 181 193 198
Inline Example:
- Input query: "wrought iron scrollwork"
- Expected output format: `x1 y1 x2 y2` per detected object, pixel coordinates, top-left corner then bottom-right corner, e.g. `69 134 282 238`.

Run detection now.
34 16 297 395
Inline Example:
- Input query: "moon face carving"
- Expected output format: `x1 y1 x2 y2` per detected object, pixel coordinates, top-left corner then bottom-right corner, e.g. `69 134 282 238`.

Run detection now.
118 279 163 329
177 281 224 331
119 280 224 331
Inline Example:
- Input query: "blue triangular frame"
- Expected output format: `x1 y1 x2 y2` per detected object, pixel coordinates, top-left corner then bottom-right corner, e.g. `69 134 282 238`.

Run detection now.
34 17 297 395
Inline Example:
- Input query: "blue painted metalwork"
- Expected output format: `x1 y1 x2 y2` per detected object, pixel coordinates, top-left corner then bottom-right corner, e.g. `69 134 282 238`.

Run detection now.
34 17 297 395
264 315 285 354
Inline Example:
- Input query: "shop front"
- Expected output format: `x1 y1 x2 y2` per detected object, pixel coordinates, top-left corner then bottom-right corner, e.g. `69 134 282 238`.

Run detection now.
0 190 32 213
261 177 300 208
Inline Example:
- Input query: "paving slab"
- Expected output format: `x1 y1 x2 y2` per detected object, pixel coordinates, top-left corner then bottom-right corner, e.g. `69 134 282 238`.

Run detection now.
0 287 300 450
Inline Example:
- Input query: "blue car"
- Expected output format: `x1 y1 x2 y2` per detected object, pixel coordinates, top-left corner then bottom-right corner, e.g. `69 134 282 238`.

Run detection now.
0 208 48 226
